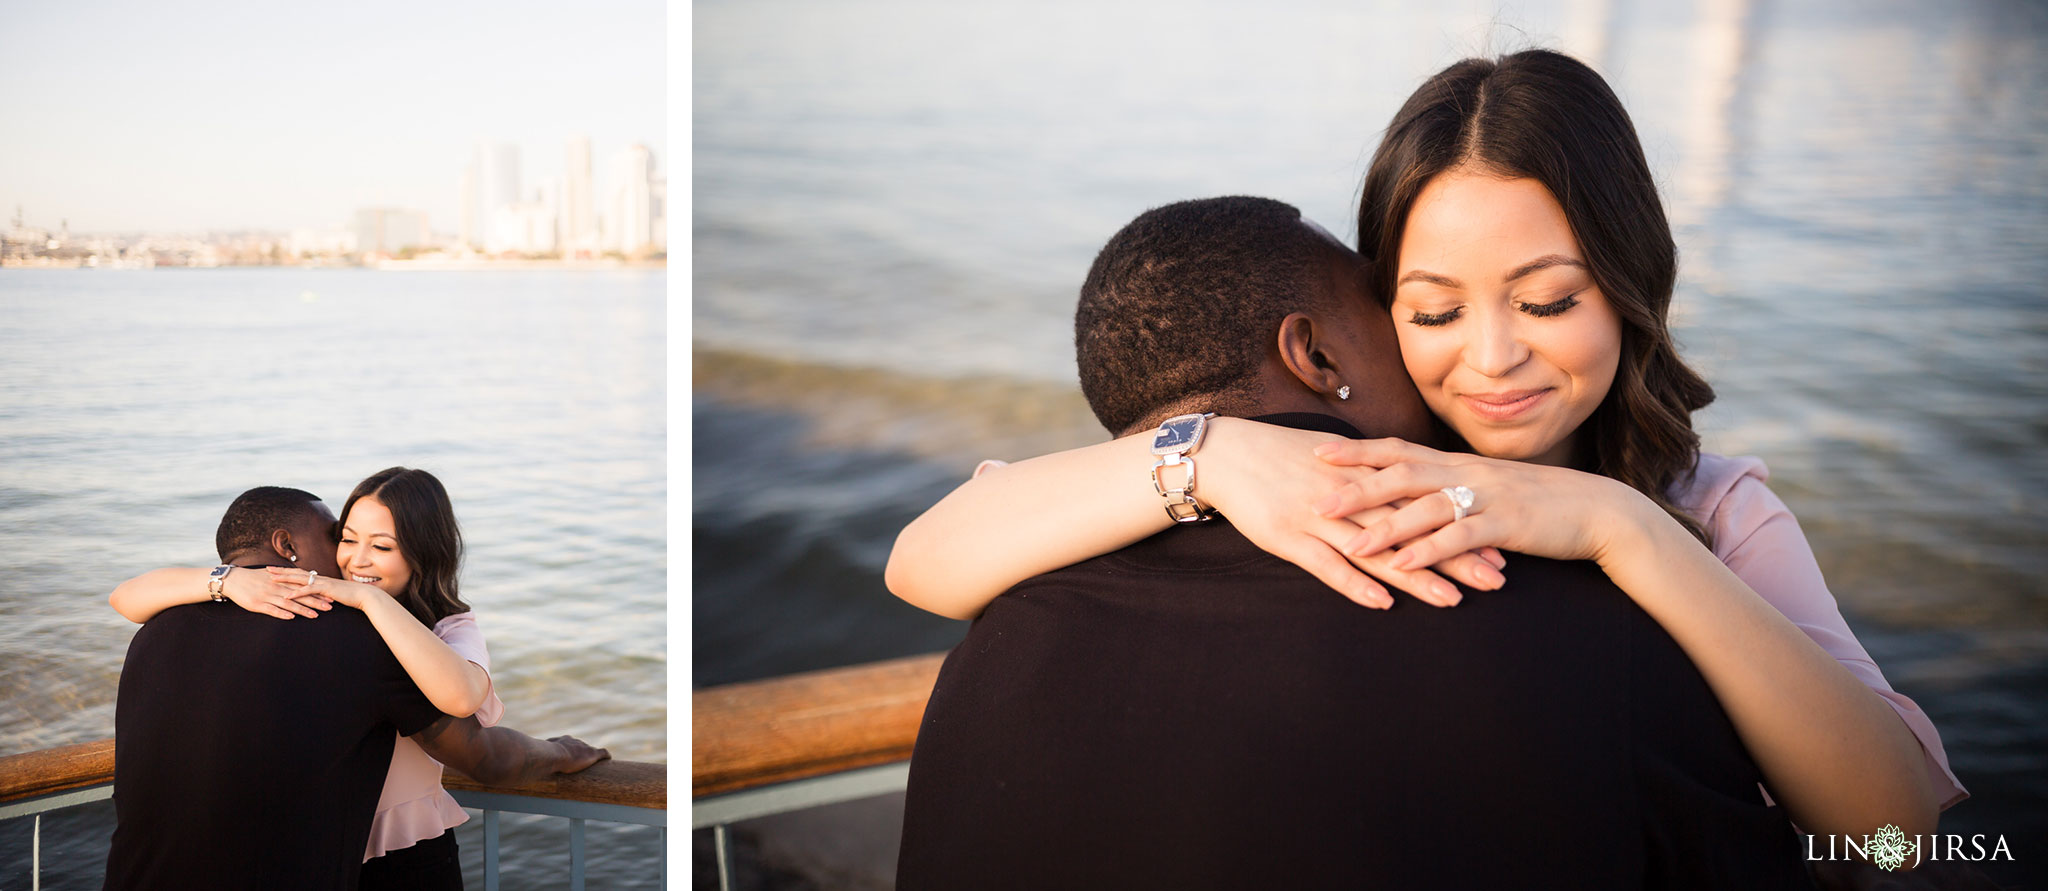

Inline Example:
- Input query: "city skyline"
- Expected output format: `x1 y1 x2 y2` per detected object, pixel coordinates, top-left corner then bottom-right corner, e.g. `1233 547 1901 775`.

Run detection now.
1 0 665 233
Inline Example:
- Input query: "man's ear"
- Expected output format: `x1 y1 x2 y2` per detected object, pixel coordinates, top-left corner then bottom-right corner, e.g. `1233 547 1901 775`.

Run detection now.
1276 312 1346 397
269 528 298 564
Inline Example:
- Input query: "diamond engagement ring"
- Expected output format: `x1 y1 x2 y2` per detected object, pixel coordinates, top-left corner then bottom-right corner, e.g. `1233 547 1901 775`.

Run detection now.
305 570 318 585
1441 485 1475 522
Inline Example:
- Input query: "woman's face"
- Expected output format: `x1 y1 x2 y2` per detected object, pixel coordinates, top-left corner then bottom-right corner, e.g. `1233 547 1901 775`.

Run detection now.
1390 169 1622 466
337 496 413 598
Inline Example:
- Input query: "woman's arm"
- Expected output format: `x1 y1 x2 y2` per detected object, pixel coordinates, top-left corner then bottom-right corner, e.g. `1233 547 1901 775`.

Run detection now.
885 417 1506 620
1320 439 1942 839
277 568 492 719
109 566 331 623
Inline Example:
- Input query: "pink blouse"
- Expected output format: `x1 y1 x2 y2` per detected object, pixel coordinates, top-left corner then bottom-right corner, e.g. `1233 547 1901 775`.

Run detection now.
363 611 506 860
1674 453 1967 810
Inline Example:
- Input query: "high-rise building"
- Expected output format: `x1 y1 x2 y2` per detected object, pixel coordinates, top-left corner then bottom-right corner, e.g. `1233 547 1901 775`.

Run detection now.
353 208 429 257
649 174 666 254
480 142 521 252
562 136 595 259
604 144 654 255
457 156 480 251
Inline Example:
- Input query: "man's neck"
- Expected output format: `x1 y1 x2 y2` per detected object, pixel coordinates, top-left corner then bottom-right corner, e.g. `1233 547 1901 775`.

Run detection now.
220 550 292 570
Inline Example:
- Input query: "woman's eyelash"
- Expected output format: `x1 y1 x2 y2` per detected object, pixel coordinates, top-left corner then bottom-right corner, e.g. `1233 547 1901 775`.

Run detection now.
1518 293 1580 317
1408 307 1461 327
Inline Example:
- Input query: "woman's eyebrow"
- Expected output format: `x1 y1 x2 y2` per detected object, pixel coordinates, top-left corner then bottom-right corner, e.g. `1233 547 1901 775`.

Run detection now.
1505 254 1586 282
1397 269 1461 288
1399 254 1585 289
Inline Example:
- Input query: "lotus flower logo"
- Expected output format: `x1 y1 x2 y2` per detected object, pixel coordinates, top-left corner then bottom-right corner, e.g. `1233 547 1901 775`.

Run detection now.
1866 823 1918 872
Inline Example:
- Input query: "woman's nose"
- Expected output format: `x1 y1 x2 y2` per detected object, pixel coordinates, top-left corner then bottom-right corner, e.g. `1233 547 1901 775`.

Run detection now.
1466 310 1528 378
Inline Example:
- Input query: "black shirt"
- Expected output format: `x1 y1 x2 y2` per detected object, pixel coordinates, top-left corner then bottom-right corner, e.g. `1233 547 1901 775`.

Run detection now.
897 413 1811 890
103 595 444 890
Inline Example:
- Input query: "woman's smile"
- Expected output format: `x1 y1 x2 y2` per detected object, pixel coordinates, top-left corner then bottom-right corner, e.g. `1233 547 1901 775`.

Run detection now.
1457 388 1552 422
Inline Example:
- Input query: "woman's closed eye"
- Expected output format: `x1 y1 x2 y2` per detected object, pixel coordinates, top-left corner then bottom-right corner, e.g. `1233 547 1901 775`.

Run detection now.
1407 306 1462 327
1516 293 1580 317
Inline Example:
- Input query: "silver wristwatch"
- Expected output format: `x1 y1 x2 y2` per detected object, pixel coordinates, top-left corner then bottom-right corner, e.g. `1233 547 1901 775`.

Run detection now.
206 565 234 602
1150 413 1218 523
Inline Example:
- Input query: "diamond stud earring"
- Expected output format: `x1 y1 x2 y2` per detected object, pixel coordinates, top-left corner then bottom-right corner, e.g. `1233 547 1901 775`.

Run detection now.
1337 385 1351 401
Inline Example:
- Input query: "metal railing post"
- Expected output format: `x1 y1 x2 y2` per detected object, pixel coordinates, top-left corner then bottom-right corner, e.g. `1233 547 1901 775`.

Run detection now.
483 809 501 891
569 817 586 891
715 822 735 891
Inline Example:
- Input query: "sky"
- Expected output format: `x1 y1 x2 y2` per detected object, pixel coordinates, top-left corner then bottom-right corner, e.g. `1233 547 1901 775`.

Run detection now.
0 0 667 234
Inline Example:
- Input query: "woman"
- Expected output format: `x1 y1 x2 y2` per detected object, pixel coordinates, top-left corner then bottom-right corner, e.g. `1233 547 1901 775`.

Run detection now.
110 467 596 888
886 50 1963 840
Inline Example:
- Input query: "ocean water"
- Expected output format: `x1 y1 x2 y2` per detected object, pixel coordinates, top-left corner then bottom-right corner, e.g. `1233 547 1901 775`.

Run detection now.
0 268 666 888
694 0 2047 886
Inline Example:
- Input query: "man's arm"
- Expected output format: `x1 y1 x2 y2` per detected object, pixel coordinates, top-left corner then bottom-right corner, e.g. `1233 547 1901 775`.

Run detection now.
410 714 609 787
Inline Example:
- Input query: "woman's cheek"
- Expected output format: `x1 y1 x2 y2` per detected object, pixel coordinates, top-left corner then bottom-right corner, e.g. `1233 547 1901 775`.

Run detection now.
1394 323 1453 407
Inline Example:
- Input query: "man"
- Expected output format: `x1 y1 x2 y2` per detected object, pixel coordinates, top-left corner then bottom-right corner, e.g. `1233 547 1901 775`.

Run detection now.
103 486 606 890
896 197 1810 888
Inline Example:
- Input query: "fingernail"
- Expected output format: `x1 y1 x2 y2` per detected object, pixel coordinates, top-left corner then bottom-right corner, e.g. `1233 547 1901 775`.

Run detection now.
1347 533 1377 556
1313 495 1340 517
1314 443 1338 457
1485 550 1507 569
1391 551 1419 571
1433 581 1460 605
1476 565 1505 588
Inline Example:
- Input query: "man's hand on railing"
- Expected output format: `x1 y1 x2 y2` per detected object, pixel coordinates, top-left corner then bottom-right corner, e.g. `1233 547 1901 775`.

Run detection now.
549 735 611 775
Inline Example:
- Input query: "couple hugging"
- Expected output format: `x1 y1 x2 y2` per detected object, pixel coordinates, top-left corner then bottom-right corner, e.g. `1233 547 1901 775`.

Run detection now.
100 467 606 889
889 51 1967 887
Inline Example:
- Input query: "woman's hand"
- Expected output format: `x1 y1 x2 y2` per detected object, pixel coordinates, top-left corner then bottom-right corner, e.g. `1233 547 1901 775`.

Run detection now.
265 567 389 611
1311 438 1650 571
1198 420 1508 609
219 566 332 620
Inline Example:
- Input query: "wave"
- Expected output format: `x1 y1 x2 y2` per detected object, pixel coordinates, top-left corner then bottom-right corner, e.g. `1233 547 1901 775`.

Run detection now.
692 344 1107 462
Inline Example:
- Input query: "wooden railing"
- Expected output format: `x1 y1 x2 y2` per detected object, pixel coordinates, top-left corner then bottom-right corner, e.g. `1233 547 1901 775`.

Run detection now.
0 738 664 812
0 738 666 891
691 652 947 890
0 738 114 806
692 652 945 798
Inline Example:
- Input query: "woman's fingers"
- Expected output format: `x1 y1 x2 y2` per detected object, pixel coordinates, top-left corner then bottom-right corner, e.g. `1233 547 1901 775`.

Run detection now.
1316 461 1464 518
1342 489 1463 558
1273 533 1393 609
1350 550 1464 607
1312 437 1455 469
1388 513 1503 571
1430 550 1506 591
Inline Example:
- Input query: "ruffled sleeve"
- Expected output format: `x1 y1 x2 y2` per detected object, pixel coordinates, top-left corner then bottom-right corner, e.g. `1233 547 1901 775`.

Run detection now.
432 611 504 727
1675 454 1967 810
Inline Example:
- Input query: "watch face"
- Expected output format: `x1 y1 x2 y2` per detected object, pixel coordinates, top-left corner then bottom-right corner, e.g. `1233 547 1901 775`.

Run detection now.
1151 414 1207 454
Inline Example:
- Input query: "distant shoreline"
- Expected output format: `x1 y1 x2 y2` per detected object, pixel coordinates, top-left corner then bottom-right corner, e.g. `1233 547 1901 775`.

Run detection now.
0 257 666 271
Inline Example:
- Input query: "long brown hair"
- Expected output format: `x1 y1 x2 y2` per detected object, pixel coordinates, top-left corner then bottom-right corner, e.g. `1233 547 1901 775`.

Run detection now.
341 467 470 626
1356 49 1716 544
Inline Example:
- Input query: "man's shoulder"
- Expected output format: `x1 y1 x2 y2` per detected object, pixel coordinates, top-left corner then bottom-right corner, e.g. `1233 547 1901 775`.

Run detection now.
135 601 390 663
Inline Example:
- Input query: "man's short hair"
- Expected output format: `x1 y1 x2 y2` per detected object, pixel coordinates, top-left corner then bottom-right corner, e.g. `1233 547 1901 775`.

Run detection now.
215 486 325 560
1075 196 1351 434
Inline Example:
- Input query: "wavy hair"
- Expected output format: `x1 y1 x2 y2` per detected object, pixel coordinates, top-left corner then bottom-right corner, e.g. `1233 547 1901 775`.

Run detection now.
340 467 470 626
1355 49 1716 543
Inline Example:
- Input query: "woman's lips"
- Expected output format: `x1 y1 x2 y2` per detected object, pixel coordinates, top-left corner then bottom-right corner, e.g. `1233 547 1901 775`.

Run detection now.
1459 388 1551 421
